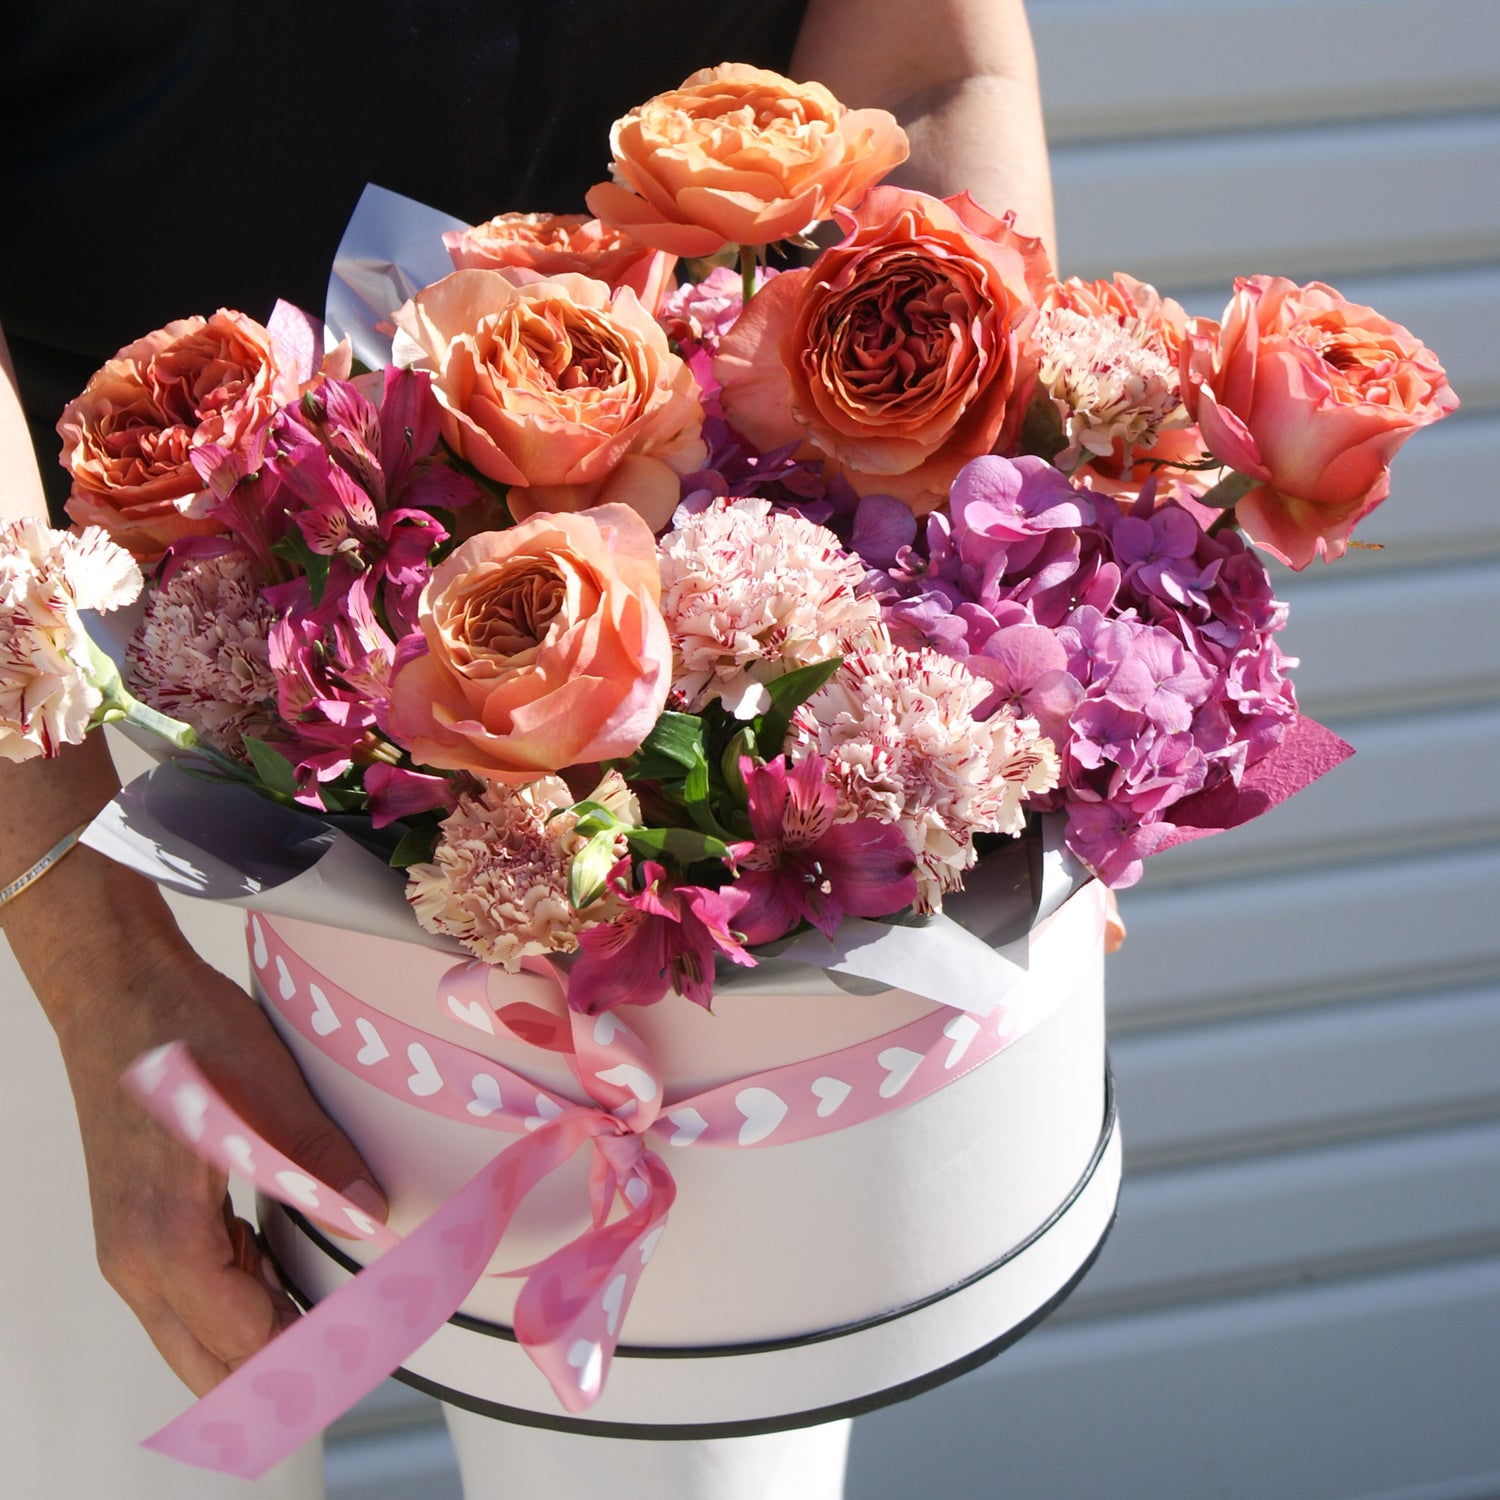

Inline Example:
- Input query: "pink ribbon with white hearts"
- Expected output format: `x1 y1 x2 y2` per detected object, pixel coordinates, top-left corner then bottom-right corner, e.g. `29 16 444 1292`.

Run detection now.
124 886 1102 1478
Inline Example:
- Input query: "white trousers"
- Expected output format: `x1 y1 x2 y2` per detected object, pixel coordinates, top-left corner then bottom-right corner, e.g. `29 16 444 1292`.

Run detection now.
0 924 324 1499
445 1409 851 1500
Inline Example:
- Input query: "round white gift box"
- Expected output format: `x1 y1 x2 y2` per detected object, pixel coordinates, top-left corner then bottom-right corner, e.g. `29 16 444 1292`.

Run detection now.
256 879 1119 1437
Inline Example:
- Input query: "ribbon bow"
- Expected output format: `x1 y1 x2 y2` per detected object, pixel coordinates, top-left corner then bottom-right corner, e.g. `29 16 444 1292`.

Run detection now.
124 959 676 1478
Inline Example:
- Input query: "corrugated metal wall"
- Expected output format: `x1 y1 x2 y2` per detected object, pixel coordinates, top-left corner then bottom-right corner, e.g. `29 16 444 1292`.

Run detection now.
847 3 1500 1497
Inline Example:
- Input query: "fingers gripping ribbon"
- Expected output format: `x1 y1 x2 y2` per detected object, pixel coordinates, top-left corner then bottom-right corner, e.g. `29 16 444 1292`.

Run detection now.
122 975 675 1479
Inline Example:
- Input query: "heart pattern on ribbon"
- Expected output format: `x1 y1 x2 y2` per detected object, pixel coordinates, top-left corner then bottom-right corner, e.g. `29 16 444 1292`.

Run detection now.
309 984 342 1037
354 1018 389 1066
405 1043 443 1097
467 1074 504 1118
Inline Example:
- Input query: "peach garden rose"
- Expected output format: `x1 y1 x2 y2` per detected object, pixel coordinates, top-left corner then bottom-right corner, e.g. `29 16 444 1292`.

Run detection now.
442 212 678 316
585 63 909 257
391 269 705 530
57 309 303 561
1180 275 1459 567
386 505 671 782
716 187 1044 515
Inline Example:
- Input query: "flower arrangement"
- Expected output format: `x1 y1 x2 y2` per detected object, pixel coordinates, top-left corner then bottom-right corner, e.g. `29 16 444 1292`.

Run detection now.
5 62 1458 1012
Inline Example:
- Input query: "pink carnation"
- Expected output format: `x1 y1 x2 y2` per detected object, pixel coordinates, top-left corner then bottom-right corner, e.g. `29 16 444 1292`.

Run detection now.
1031 303 1186 471
127 552 278 758
658 497 881 714
1 520 141 761
791 631 1058 912
406 772 638 969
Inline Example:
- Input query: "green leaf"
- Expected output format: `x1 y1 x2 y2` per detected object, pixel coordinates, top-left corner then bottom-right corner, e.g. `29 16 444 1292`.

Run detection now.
681 751 731 837
565 800 627 841
1014 393 1069 466
1196 470 1257 510
625 826 731 865
614 712 714 783
720 727 756 804
754 659 841 759
635 712 707 770
389 823 440 868
318 782 366 814
242 739 301 800
569 832 622 908
270 528 331 604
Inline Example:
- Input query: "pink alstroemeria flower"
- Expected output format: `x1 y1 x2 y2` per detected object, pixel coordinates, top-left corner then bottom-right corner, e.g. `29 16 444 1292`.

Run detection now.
266 577 397 799
362 763 461 829
731 755 917 945
567 860 755 1013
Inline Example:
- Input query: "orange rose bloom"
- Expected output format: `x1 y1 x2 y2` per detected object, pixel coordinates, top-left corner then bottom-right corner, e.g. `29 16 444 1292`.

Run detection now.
391 269 705 531
442 213 678 315
585 64 909 257
715 188 1044 515
1181 276 1459 567
58 310 301 561
387 506 670 781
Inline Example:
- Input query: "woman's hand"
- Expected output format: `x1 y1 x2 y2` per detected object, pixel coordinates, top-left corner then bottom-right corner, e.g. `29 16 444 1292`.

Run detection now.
54 929 388 1396
0 736 389 1399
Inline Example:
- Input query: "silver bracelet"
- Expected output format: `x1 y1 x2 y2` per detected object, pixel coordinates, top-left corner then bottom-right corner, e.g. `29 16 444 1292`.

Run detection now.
0 824 92 910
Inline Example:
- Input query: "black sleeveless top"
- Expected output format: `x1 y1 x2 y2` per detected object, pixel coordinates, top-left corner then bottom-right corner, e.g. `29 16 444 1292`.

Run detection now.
1 0 808 511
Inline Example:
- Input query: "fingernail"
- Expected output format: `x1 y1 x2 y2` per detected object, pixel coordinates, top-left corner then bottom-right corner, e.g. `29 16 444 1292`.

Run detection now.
340 1178 387 1223
259 1255 287 1295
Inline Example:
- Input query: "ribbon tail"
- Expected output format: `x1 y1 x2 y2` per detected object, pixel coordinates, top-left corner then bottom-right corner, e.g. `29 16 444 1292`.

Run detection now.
124 1042 401 1249
141 1111 593 1478
514 1153 676 1413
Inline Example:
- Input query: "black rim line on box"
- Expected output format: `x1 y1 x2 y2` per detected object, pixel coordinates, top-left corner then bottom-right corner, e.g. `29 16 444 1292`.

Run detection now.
262 1063 1117 1361
388 1214 1118 1441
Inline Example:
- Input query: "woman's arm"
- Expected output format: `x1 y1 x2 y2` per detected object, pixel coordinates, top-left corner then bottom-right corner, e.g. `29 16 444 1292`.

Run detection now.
1 321 386 1394
791 0 1056 261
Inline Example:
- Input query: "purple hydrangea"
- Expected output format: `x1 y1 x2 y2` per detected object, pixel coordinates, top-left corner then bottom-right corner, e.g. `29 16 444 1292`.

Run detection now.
844 454 1299 885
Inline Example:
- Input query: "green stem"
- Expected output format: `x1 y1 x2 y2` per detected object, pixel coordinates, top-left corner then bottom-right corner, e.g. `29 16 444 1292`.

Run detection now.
84 638 249 780
120 696 200 752
739 244 757 306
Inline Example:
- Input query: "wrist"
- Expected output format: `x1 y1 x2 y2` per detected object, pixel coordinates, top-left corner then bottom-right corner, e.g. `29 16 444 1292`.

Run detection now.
7 847 196 1037
0 733 121 876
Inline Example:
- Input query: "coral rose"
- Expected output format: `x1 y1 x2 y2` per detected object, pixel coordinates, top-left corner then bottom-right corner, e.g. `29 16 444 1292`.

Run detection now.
391 269 705 530
716 187 1044 515
585 64 909 257
1181 276 1458 567
442 213 678 315
386 505 671 781
58 309 303 561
